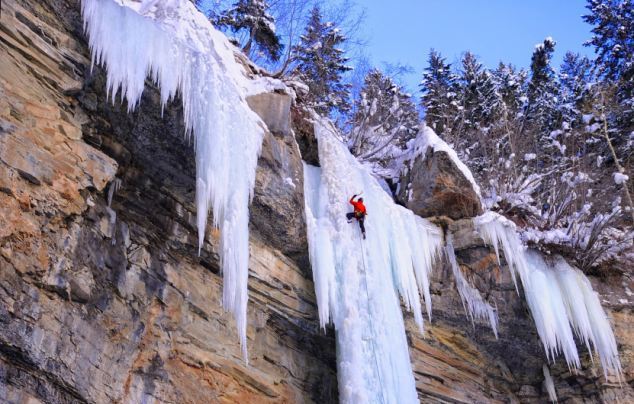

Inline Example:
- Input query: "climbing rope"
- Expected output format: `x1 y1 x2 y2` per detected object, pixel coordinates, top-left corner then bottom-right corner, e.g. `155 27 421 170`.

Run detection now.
358 229 388 404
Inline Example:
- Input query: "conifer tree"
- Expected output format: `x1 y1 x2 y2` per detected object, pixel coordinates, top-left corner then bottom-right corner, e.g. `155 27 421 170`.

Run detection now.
584 0 633 136
583 0 633 82
493 62 528 118
348 69 419 168
420 49 458 138
559 52 594 124
525 37 561 135
292 6 352 115
456 52 501 131
216 0 283 62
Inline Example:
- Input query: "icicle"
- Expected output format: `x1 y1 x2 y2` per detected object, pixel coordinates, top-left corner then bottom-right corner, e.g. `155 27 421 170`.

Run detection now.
543 364 558 403
524 251 580 369
446 235 498 337
474 211 531 292
107 178 121 208
81 0 265 360
553 257 622 379
474 211 622 378
106 178 122 245
303 117 443 403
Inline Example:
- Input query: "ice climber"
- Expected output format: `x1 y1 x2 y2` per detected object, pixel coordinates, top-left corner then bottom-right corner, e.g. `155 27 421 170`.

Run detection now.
347 194 367 239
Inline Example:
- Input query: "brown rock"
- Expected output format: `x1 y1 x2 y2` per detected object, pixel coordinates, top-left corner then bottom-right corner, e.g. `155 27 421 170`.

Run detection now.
246 92 292 136
0 2 336 403
399 147 483 220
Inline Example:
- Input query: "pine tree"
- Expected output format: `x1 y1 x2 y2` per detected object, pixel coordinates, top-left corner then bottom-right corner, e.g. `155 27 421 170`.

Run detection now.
292 6 352 115
216 0 283 62
525 38 560 133
583 0 633 144
348 69 419 168
420 49 458 138
583 0 634 82
456 52 501 131
493 62 528 119
559 52 594 124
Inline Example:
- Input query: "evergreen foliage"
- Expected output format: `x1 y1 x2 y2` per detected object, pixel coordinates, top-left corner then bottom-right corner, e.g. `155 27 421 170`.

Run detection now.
583 0 634 82
348 69 419 170
412 6 633 269
456 52 501 130
420 50 458 137
215 0 283 61
525 37 560 135
292 6 352 115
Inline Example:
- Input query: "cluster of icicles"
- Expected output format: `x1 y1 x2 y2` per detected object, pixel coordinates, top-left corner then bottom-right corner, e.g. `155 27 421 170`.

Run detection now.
81 1 621 402
81 0 264 360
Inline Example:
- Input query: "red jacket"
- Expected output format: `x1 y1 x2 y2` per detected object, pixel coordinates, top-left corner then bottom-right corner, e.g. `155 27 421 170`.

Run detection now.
350 197 367 215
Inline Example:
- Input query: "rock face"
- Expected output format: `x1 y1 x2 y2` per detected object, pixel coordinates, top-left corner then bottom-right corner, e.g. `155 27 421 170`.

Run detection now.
0 1 336 403
1 1 633 403
399 147 483 220
247 92 308 269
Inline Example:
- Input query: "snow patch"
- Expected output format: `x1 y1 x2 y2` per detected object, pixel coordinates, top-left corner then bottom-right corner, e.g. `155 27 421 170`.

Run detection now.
613 172 629 185
283 177 296 188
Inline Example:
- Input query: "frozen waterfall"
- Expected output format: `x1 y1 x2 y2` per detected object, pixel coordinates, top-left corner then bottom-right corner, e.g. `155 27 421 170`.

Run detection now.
303 117 443 403
81 0 266 359
81 1 622 397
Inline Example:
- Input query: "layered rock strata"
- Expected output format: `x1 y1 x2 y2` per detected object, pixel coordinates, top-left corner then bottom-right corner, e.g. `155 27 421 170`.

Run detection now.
0 1 632 403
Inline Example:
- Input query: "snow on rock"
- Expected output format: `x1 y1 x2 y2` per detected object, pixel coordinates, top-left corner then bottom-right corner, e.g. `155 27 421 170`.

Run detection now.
403 125 482 200
81 0 269 360
614 172 629 185
303 117 443 403
474 211 622 378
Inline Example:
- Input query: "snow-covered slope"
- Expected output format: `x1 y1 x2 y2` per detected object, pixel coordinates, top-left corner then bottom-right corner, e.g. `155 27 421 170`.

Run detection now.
81 0 267 359
304 117 443 403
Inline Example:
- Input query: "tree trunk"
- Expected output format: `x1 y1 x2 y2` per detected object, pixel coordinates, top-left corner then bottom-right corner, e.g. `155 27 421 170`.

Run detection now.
601 113 634 223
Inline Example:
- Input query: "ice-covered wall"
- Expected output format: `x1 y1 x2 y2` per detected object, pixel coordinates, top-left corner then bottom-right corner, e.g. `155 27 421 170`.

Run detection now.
303 117 444 403
81 0 266 359
475 212 622 378
79 0 622 397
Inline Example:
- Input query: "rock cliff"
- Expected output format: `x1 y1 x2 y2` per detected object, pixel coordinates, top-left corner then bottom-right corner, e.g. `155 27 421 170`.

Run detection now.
0 1 632 403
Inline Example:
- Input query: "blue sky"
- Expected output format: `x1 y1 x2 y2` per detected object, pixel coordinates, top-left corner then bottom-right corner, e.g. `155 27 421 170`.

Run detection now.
358 0 595 92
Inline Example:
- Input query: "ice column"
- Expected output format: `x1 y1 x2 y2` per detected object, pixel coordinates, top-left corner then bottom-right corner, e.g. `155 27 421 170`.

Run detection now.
303 117 444 403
